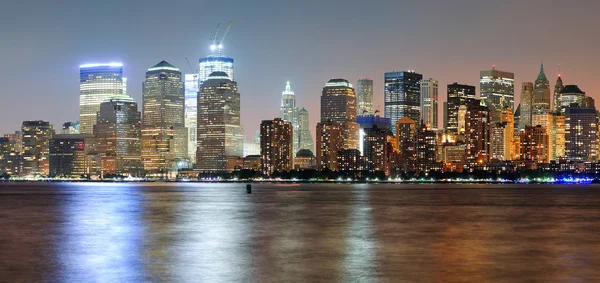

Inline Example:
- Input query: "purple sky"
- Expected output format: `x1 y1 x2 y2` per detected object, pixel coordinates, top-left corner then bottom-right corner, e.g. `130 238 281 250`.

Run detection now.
1 0 599 141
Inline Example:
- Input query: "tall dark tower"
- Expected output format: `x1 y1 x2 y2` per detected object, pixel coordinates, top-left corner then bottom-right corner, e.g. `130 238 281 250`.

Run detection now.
533 62 551 113
553 72 564 113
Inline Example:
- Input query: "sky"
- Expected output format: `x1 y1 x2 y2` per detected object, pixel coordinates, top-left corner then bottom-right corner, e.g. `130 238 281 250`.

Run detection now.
1 0 600 141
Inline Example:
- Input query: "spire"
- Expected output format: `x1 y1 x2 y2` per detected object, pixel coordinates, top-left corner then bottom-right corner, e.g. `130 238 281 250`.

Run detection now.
282 81 294 96
536 61 548 82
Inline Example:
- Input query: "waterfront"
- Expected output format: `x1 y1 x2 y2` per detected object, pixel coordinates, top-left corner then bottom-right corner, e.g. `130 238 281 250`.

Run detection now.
1 183 600 282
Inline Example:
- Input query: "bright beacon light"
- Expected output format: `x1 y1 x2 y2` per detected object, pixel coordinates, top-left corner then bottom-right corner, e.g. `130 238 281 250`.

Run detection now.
79 62 123 68
217 44 223 49
210 44 217 51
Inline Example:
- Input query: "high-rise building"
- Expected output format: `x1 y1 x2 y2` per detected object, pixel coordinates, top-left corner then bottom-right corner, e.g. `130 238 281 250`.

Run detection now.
316 121 345 171
141 61 187 174
0 137 21 176
457 105 468 138
359 116 392 173
553 73 564 112
49 134 88 177
94 100 143 176
416 124 438 173
196 71 243 172
419 79 438 131
558 85 587 114
565 106 598 162
490 123 511 161
337 149 369 172
21 121 54 175
298 108 314 152
3 131 22 154
446 83 476 135
553 114 566 160
184 74 200 162
199 55 234 85
480 66 515 118
520 125 549 166
320 78 359 150
60 121 80 135
531 112 553 162
279 82 299 154
533 63 551 115
357 79 374 116
79 63 131 134
260 118 293 176
519 82 534 130
465 99 490 164
395 117 417 173
385 71 423 133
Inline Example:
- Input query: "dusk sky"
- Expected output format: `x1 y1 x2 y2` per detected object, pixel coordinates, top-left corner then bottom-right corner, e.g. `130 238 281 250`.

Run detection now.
1 0 599 140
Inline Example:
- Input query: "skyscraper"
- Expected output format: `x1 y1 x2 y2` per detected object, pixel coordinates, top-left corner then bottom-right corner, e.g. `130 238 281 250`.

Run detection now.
79 63 131 134
565 106 598 162
280 82 299 154
21 120 54 176
320 78 359 150
199 56 234 85
519 82 534 130
260 118 293 176
385 71 423 133
196 71 243 172
553 73 564 112
416 123 438 173
184 74 199 162
395 117 417 173
141 61 187 174
94 99 142 176
357 79 374 116
298 108 314 152
533 63 551 115
419 79 439 130
446 83 476 135
316 121 345 171
480 66 515 118
520 125 549 167
465 99 490 164
558 85 587 114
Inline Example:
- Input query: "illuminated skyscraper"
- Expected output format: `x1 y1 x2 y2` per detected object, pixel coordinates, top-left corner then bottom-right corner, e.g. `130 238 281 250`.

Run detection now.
385 71 422 133
280 82 299 154
533 63 551 115
416 124 438 173
565 106 598 162
196 71 243 172
321 78 359 150
21 120 54 176
558 85 587 114
141 61 187 174
553 114 566 160
260 118 293 176
419 78 438 130
480 66 514 120
519 82 534 130
79 63 131 134
184 74 199 162
94 100 142 176
199 56 234 85
316 121 345 171
395 117 417 173
465 99 490 164
298 108 314 152
520 125 549 166
553 73 564 112
446 83 476 135
357 79 374 116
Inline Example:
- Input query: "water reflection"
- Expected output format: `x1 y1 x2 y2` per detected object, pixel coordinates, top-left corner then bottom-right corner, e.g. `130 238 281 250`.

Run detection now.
58 183 145 282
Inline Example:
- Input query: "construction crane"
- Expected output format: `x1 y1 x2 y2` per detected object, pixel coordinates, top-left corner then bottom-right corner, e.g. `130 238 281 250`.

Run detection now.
210 23 220 52
184 57 197 73
217 20 234 50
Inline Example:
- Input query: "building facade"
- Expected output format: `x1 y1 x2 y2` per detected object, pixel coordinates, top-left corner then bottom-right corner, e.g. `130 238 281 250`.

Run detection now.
79 63 131 134
480 67 515 119
419 79 438 131
565 106 598 162
465 99 490 164
260 118 293 176
196 71 244 172
298 108 314 152
199 55 234 85
356 79 374 116
184 73 199 162
320 78 359 150
21 121 54 176
446 83 476 135
49 134 88 177
316 121 345 171
384 71 423 133
280 82 299 154
519 82 534 130
141 61 187 174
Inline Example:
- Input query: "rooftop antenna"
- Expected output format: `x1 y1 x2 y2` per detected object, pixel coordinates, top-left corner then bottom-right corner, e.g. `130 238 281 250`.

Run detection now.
558 64 561 77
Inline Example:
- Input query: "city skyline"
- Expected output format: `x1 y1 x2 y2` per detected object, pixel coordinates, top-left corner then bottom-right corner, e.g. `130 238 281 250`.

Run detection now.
1 1 599 142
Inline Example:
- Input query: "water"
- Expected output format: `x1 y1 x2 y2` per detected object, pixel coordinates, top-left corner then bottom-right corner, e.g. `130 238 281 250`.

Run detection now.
1 183 600 282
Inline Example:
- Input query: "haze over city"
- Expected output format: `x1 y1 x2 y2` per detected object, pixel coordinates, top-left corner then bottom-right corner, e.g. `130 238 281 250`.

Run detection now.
1 0 600 140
